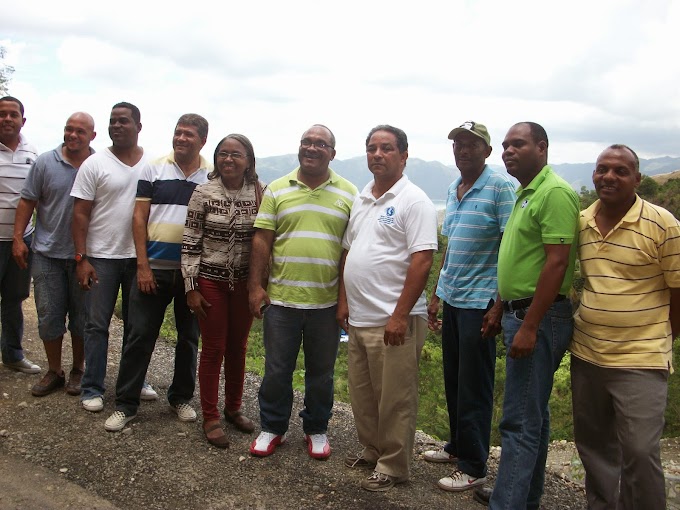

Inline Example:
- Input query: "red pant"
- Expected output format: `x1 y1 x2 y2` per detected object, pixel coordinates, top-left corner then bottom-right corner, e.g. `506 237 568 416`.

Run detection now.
196 277 253 422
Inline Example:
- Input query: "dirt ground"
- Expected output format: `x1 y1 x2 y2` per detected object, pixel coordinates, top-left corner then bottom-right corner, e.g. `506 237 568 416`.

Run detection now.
2 292 667 509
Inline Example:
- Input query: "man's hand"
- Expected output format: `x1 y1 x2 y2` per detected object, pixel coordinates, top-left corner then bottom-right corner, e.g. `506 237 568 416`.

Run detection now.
187 290 211 320
384 314 409 346
481 300 503 339
508 323 538 358
427 295 441 332
336 299 349 331
76 261 98 291
11 238 29 269
249 286 270 319
136 265 157 294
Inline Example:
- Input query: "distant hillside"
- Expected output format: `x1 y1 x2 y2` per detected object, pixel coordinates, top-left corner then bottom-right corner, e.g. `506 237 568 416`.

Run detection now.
650 169 680 185
254 154 680 200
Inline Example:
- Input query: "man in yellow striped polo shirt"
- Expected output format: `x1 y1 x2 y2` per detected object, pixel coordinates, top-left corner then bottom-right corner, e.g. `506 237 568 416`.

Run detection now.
571 144 680 509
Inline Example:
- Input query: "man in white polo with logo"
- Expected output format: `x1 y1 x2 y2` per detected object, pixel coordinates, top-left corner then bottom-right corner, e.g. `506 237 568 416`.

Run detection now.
339 124 438 491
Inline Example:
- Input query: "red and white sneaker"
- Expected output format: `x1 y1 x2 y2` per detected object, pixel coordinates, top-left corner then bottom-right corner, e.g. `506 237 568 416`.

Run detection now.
437 469 487 492
250 431 286 457
305 433 331 460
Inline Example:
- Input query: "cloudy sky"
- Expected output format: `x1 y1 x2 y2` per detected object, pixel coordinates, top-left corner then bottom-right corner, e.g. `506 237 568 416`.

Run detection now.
2 0 678 167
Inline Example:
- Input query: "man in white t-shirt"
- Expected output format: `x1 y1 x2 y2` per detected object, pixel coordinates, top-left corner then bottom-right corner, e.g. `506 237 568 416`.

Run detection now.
338 125 438 491
71 102 154 412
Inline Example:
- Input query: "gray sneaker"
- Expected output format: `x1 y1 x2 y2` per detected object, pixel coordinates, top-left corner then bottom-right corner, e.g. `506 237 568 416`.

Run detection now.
423 448 458 463
3 358 41 374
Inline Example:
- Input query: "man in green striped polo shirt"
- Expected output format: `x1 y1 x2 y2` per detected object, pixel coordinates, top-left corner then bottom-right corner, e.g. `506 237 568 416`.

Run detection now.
247 125 358 459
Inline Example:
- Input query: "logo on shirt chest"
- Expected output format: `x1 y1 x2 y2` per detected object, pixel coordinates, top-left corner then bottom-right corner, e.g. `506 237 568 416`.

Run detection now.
378 206 396 225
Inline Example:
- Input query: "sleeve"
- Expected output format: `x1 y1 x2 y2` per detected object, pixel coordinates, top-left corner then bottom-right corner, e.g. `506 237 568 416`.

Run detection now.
253 186 277 231
405 198 439 254
70 158 98 200
136 162 154 201
497 179 517 232
20 156 44 201
659 210 680 288
181 187 206 292
538 187 579 245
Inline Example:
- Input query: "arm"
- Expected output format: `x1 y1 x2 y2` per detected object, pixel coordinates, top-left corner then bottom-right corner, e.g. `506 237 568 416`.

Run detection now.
72 198 98 290
181 188 211 319
384 250 434 346
11 198 37 269
336 250 349 330
132 200 156 294
427 246 447 331
670 288 680 339
247 228 275 319
508 243 571 358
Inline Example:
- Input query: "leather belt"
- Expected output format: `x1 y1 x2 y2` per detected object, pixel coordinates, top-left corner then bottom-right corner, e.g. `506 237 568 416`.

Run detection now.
502 294 566 312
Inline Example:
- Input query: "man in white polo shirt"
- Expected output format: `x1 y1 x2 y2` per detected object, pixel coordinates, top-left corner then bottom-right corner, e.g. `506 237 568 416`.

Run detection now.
0 96 40 374
338 124 438 491
71 102 155 412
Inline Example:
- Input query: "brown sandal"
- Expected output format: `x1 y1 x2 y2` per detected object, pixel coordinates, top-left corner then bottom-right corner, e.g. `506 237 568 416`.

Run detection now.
203 422 229 449
223 409 255 433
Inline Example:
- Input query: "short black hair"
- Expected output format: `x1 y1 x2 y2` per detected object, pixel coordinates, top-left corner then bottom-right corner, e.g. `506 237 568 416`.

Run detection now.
607 144 640 173
112 102 141 123
0 96 24 116
520 121 549 148
365 124 408 153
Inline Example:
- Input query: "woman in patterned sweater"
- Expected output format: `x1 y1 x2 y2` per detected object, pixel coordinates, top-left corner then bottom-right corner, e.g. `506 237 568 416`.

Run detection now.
181 134 266 448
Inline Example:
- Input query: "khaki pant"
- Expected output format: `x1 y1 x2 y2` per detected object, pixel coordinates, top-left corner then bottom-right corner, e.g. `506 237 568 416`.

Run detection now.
348 316 426 479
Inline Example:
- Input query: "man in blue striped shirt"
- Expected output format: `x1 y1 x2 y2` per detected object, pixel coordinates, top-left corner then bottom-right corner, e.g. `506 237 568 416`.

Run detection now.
425 121 516 495
104 114 210 432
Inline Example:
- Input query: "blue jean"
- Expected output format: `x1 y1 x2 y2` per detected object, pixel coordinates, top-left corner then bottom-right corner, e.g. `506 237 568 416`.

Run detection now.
441 301 496 478
80 257 136 400
489 299 573 510
115 269 199 415
258 305 339 435
31 252 86 341
0 235 32 364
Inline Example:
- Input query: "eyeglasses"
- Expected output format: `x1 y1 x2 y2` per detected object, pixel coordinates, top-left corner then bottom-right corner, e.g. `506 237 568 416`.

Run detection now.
300 140 333 150
217 151 245 160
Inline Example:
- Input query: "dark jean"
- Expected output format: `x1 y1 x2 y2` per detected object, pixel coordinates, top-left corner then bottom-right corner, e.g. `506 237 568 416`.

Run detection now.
441 301 496 478
115 268 199 416
81 257 136 400
490 299 573 510
0 235 32 364
258 305 339 435
31 252 86 341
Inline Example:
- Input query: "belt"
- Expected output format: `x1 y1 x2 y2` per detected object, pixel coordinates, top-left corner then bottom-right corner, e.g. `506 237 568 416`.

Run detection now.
502 294 566 312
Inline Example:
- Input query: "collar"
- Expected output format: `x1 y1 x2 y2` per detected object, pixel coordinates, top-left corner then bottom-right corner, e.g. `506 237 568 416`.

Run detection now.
517 165 552 195
452 165 493 193
582 194 643 230
288 166 337 187
360 174 409 201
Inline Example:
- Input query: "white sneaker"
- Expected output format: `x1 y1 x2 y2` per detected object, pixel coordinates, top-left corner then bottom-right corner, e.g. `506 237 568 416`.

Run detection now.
305 433 331 459
105 410 136 431
3 358 41 374
170 403 197 422
437 469 487 492
249 431 286 457
82 396 104 413
140 382 158 401
423 449 458 463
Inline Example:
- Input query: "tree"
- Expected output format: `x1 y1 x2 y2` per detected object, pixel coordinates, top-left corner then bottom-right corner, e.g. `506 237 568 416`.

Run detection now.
637 175 659 199
0 46 15 96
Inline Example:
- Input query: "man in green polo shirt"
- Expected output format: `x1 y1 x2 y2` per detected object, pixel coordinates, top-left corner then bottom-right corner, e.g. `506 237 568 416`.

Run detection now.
247 124 358 460
488 122 579 510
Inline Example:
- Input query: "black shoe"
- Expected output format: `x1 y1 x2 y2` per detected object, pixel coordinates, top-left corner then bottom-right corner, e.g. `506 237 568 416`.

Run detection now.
473 486 492 506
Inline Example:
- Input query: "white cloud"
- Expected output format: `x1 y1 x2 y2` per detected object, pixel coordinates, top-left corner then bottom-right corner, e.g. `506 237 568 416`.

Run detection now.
1 0 678 168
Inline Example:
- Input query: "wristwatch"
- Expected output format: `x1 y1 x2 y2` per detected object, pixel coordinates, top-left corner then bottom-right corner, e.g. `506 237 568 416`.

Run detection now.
75 253 87 263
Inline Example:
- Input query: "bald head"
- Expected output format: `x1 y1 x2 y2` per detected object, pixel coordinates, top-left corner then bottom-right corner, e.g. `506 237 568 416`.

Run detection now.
63 111 96 155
